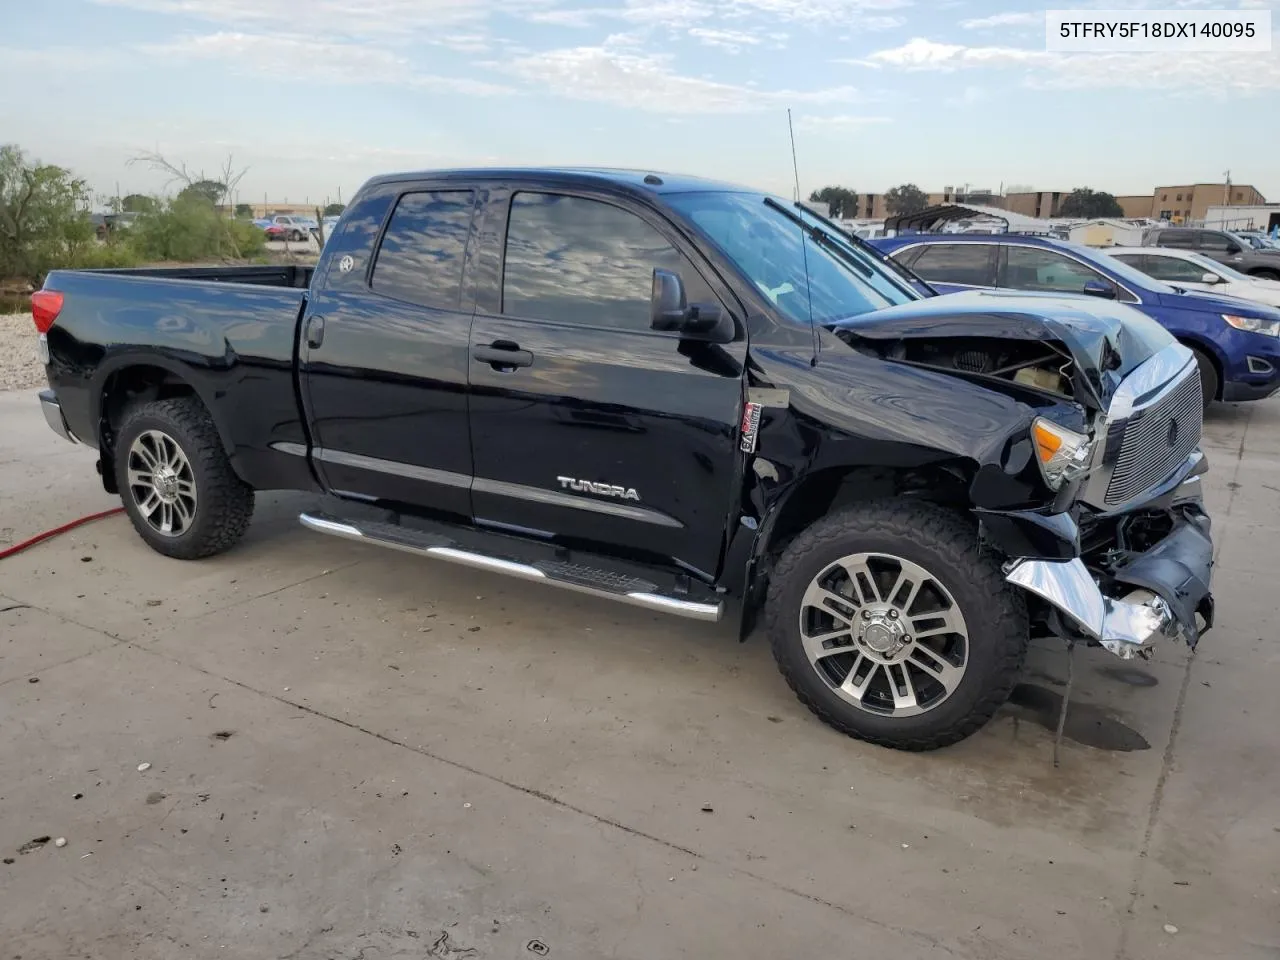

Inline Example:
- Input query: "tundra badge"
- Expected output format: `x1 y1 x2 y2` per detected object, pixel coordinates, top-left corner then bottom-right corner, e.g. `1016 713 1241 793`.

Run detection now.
557 476 641 501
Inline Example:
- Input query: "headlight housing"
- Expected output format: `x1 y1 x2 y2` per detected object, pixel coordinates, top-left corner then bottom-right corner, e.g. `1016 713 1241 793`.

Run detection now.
1031 418 1094 491
1223 313 1280 338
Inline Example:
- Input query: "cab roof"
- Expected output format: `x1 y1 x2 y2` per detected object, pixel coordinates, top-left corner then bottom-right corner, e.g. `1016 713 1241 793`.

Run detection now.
363 166 756 197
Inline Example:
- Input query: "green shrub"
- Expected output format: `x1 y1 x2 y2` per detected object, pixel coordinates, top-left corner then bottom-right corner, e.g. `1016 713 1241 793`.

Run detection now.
1 144 99 284
128 194 265 262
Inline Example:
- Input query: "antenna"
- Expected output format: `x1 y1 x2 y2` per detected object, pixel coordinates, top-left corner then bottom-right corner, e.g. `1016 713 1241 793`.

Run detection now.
787 108 819 366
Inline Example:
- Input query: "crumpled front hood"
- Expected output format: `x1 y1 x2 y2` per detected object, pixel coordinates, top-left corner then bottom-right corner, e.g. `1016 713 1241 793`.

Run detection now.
831 289 1175 408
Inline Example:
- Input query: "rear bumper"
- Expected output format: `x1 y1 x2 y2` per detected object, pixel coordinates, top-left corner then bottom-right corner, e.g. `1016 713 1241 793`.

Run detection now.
1005 508 1214 659
39 389 79 444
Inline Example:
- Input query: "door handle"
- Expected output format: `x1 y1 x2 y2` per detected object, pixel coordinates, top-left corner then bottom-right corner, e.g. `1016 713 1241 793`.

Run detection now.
473 341 534 370
305 315 325 349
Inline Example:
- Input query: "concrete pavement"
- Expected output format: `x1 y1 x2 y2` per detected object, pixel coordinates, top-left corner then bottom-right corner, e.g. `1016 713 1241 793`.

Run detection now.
2 386 1277 959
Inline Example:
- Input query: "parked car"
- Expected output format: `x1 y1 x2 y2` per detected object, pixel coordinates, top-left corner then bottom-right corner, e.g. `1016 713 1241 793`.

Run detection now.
1104 246 1280 310
1236 230 1279 251
32 167 1215 751
870 233 1280 405
1146 228 1280 279
266 215 315 242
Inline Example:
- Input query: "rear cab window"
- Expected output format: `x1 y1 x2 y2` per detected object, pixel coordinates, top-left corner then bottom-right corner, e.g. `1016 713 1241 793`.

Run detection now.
904 244 995 286
371 190 476 309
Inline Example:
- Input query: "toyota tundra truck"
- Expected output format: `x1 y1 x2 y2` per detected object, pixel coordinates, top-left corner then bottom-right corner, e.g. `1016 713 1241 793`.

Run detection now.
32 167 1215 750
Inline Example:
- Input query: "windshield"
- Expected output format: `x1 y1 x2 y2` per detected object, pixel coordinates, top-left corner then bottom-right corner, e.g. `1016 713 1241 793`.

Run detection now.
666 191 919 325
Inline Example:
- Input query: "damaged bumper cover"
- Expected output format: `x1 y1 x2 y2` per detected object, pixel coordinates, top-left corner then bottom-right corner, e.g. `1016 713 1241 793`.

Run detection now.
1005 510 1214 659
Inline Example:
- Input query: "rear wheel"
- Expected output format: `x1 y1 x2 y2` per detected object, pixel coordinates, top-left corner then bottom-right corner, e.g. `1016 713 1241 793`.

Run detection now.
1188 346 1218 408
114 397 255 559
765 501 1028 751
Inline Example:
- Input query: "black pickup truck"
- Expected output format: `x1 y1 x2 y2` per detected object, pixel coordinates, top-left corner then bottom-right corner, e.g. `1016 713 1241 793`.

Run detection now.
33 168 1215 750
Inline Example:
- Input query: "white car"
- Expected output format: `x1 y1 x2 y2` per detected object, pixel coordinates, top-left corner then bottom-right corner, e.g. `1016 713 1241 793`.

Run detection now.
1105 246 1280 310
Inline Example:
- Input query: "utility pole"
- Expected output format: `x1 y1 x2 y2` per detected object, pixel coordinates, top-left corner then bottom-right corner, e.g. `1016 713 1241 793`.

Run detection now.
1223 170 1231 206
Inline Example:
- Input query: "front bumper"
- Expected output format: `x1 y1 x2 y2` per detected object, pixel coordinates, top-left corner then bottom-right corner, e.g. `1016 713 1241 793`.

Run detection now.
1005 510 1214 659
39 389 79 444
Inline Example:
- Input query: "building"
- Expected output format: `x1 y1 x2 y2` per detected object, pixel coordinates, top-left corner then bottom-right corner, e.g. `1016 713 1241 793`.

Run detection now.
216 202 325 218
1148 183 1266 223
1115 195 1155 218
1005 191 1067 219
1201 204 1280 233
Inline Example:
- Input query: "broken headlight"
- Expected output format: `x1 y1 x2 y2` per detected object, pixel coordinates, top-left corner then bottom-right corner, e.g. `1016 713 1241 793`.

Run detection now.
1031 418 1093 491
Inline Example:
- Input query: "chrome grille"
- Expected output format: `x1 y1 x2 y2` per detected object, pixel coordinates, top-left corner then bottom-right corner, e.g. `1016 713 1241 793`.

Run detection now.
1103 366 1202 506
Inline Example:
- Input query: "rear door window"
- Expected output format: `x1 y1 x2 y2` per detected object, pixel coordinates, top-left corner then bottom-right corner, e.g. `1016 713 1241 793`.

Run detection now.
903 244 996 286
371 190 476 309
1156 231 1196 249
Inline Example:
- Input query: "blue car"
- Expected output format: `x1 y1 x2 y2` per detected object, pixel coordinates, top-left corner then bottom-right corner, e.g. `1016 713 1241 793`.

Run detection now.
869 233 1280 404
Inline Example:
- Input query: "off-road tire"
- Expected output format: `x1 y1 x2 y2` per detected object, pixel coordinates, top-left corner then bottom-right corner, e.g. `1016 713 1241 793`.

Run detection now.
765 500 1028 751
114 397 255 560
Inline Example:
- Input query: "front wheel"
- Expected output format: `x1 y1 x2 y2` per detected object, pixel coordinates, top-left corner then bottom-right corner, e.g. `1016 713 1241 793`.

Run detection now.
765 501 1028 751
114 397 255 560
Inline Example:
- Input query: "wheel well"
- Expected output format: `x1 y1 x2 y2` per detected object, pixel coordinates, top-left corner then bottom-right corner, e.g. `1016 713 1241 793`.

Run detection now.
1177 338 1222 399
762 463 974 561
98 365 199 493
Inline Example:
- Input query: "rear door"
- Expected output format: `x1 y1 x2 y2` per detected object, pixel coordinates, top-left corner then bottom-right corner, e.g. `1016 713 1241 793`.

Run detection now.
464 185 747 579
896 242 996 294
299 182 480 519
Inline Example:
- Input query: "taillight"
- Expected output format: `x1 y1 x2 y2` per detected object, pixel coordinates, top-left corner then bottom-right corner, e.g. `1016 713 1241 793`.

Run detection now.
31 290 64 334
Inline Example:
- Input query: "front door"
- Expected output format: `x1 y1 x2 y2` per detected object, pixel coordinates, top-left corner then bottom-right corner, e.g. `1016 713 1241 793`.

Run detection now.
466 187 747 580
300 183 479 519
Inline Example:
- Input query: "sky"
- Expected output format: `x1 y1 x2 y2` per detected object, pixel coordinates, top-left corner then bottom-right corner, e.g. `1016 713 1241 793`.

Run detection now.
2 0 1277 208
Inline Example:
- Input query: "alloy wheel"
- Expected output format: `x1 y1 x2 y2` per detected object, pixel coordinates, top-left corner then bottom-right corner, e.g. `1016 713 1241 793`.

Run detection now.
798 552 969 718
126 429 197 537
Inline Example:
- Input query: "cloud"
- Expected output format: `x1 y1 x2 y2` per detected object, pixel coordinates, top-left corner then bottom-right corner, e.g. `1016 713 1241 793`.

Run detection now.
91 0 552 36
959 11 1041 29
795 114 892 133
850 35 1280 94
144 32 516 95
689 27 763 52
506 45 861 113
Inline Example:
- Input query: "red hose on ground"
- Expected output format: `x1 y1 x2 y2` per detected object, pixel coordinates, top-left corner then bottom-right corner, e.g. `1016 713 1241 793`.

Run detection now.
0 507 125 561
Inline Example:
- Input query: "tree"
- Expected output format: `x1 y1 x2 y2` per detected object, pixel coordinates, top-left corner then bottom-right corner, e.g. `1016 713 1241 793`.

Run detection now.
884 183 929 217
808 186 858 219
179 180 226 206
0 144 96 283
234 203 255 219
323 202 346 216
1057 188 1124 219
121 193 157 214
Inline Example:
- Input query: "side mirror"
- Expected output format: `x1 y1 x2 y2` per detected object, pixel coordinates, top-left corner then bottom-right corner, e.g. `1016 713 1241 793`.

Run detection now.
1225 244 1241 255
651 269 732 341
651 269 688 331
1201 272 1223 284
1082 279 1116 299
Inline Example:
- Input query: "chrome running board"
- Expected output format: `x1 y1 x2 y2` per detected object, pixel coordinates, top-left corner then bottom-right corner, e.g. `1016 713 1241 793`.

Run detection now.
299 512 722 623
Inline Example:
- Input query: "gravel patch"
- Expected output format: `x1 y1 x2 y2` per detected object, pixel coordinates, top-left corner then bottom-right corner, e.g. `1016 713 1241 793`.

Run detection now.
1 312 43 392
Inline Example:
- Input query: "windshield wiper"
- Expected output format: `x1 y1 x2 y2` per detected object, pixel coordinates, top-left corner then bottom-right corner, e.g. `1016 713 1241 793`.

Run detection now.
763 196 874 278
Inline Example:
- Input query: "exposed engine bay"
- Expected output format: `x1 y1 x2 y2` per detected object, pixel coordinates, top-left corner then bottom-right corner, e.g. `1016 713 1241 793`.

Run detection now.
836 332 1081 403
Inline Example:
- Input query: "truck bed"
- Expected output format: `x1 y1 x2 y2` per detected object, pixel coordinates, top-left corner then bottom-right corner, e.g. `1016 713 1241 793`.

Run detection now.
40 265 315 494
71 263 315 288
